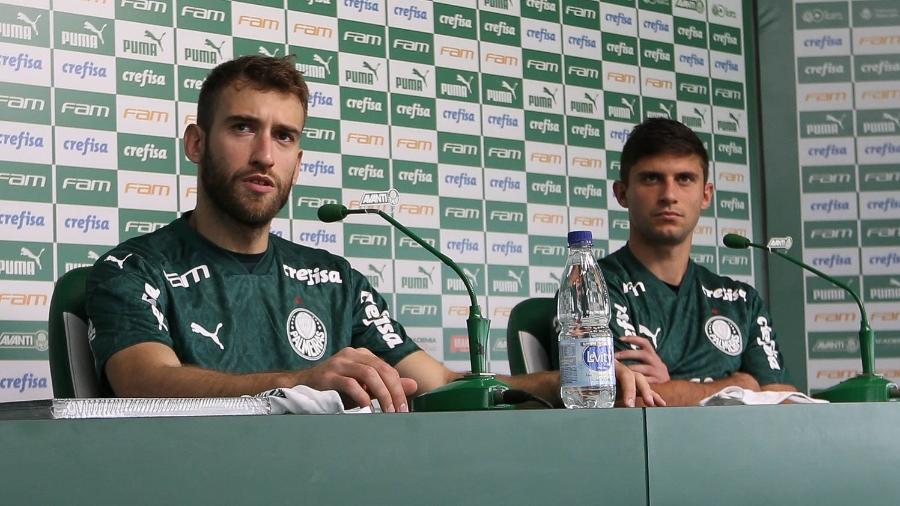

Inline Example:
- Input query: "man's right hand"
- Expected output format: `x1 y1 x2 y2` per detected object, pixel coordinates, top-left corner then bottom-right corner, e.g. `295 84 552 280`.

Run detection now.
292 347 417 413
615 335 671 384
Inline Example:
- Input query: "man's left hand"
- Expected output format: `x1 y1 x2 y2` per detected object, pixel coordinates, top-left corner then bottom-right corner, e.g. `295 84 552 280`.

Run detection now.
615 335 671 384
615 360 666 407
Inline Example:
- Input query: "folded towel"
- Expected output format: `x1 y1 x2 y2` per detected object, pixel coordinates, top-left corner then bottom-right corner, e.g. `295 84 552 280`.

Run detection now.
700 386 828 406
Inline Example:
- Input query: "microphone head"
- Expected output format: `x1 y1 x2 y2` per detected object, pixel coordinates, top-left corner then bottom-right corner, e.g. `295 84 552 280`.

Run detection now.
317 203 348 223
723 233 751 249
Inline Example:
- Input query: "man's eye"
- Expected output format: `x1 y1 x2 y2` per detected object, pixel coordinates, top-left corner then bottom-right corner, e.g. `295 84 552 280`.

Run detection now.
277 132 295 143
233 123 252 132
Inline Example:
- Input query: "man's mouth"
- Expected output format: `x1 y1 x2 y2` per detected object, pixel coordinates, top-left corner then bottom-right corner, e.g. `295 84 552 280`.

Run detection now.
241 174 275 192
654 210 682 220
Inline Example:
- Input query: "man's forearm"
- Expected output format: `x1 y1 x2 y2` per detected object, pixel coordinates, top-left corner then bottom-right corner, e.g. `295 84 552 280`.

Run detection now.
113 364 299 397
649 372 760 406
499 371 562 406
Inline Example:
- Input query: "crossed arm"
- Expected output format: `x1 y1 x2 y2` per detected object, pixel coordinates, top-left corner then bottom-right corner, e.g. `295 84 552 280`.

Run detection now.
106 342 664 411
614 335 796 406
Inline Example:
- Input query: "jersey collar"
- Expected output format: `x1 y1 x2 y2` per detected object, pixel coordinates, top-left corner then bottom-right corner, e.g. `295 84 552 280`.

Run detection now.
172 212 276 275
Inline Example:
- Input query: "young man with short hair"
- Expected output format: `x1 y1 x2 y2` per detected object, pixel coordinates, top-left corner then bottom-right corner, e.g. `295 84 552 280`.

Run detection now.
602 118 795 406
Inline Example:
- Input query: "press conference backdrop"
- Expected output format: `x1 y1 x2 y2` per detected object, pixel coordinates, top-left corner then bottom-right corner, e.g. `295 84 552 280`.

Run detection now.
758 0 900 394
0 0 759 401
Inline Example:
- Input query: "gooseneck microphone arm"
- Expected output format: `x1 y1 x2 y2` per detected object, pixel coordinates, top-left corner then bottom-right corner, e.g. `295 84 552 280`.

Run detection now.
318 203 486 376
723 233 874 376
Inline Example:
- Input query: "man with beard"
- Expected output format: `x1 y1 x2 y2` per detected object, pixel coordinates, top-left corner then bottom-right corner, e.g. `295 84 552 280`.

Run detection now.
86 55 662 411
592 118 795 406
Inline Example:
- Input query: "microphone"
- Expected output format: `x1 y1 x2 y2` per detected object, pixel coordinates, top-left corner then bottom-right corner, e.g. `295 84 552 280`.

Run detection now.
318 203 510 411
317 203 349 223
723 233 896 402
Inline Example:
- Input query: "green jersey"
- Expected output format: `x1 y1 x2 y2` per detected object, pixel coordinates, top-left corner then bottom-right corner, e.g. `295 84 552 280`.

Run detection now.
601 246 788 385
86 213 420 383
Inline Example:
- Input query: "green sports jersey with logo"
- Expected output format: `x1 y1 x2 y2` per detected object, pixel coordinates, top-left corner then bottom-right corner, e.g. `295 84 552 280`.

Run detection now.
86 213 420 383
602 246 788 385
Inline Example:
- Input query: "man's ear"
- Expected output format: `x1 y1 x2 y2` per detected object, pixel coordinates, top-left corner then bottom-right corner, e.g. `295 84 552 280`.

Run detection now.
700 181 713 210
183 124 205 165
292 149 303 185
613 180 628 208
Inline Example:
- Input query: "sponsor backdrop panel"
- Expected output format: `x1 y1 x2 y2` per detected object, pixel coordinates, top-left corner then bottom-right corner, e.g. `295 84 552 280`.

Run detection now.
0 0 759 399
760 0 900 393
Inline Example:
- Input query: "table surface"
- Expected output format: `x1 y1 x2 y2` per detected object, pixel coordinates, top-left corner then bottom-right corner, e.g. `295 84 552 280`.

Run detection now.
2 403 899 505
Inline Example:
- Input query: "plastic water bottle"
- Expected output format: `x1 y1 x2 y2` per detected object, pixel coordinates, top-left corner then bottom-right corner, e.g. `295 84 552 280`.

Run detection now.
558 230 615 408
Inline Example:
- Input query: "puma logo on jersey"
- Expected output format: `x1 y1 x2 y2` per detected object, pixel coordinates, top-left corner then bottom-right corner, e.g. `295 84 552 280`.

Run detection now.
191 322 224 350
622 281 646 297
165 265 210 288
359 290 404 349
283 264 343 285
105 253 133 269
141 283 168 331
639 324 661 348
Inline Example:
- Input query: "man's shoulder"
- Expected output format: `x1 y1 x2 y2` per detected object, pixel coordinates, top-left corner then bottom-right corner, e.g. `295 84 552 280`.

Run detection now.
692 262 761 301
87 220 185 285
598 246 635 280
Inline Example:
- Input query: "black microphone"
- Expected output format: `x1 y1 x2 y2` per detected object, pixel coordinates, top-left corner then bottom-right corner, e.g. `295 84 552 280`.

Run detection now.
723 233 896 402
318 202 507 411
316 203 349 223
722 233 751 249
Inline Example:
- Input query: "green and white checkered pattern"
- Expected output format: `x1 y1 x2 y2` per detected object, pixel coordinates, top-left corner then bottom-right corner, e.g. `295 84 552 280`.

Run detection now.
0 0 757 400
793 0 900 391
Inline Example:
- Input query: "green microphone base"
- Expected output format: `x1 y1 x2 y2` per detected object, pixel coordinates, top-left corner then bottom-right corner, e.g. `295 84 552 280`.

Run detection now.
412 374 513 412
813 374 898 403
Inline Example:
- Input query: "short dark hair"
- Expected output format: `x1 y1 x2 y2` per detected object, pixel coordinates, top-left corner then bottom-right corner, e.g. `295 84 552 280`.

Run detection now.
196 55 309 133
619 118 709 184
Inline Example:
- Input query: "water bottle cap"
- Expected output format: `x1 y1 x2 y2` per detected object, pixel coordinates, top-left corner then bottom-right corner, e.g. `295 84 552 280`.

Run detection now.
567 230 592 245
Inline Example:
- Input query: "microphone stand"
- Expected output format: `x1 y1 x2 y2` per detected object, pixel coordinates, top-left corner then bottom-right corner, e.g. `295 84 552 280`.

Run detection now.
725 235 897 402
334 207 512 411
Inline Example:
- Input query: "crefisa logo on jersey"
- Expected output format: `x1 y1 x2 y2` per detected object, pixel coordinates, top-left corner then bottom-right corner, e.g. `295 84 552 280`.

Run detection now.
704 315 743 356
286 308 327 360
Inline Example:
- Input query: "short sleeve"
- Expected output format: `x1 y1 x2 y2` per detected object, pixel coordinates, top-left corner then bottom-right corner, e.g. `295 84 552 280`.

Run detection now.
601 267 634 352
86 249 173 379
739 288 789 386
348 269 420 365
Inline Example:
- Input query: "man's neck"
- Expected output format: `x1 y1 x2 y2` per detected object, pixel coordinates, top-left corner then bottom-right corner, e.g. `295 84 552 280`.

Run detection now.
189 201 270 254
626 236 692 286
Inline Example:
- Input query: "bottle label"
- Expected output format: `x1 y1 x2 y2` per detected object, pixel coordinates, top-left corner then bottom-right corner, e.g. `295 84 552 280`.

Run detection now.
559 337 615 388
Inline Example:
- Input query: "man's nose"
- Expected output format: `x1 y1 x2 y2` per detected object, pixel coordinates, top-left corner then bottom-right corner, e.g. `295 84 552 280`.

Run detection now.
250 132 275 168
659 178 678 203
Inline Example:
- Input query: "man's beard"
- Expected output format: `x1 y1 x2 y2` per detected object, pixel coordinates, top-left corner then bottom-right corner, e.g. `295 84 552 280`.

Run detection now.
200 148 291 227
